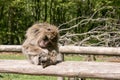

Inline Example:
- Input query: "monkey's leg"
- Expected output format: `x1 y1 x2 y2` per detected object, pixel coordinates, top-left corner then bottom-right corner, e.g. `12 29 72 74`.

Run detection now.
26 54 34 64
32 55 41 65
29 51 49 66
26 54 40 65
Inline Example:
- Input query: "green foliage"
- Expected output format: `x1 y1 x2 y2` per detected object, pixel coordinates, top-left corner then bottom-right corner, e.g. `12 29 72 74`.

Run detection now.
0 0 120 45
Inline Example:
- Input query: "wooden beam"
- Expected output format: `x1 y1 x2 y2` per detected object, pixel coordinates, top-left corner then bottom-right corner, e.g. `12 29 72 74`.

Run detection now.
60 46 120 56
1 45 120 56
0 45 21 52
0 60 120 79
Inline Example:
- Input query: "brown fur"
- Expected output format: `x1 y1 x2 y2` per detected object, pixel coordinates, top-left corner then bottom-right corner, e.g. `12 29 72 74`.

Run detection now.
22 23 62 68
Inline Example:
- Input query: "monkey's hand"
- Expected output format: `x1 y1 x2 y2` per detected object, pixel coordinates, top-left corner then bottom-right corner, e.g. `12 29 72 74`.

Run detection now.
41 50 63 68
49 50 62 64
28 48 49 65
39 49 49 66
22 44 48 56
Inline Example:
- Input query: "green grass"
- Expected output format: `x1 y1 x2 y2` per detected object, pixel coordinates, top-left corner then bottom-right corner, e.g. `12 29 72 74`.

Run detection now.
0 53 84 61
0 53 25 60
65 55 84 61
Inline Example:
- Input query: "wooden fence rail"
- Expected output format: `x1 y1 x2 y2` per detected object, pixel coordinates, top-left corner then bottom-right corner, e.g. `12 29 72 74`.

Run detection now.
0 45 120 80
0 45 120 56
0 60 120 79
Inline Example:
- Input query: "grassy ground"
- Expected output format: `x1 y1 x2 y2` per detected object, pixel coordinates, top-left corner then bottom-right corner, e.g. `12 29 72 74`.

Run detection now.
0 53 85 80
0 53 84 60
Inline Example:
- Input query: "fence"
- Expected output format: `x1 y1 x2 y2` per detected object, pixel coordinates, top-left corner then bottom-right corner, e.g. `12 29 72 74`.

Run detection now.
0 45 120 80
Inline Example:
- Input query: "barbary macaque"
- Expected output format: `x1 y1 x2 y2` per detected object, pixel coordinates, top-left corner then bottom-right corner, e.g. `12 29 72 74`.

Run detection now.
22 23 62 68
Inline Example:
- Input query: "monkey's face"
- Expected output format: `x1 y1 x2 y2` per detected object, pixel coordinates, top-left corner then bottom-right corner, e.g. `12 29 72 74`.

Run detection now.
38 35 50 48
37 26 59 48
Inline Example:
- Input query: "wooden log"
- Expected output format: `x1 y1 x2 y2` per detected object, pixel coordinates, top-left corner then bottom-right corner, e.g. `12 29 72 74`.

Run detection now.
60 46 120 56
0 45 21 52
1 45 120 56
0 60 120 79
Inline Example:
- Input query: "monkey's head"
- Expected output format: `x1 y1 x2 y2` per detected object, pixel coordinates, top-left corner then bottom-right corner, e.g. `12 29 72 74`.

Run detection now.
26 23 59 48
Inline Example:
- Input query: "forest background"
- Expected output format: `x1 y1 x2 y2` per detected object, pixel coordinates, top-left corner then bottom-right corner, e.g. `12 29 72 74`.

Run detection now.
0 0 120 47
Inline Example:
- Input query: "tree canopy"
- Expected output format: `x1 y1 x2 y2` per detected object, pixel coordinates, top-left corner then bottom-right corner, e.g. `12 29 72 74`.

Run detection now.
0 0 120 46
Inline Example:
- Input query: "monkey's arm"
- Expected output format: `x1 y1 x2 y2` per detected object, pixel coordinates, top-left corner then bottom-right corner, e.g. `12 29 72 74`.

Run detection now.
22 44 49 65
22 44 48 56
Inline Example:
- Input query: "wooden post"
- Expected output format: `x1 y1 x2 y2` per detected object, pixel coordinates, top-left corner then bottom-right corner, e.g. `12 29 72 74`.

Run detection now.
57 53 65 80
